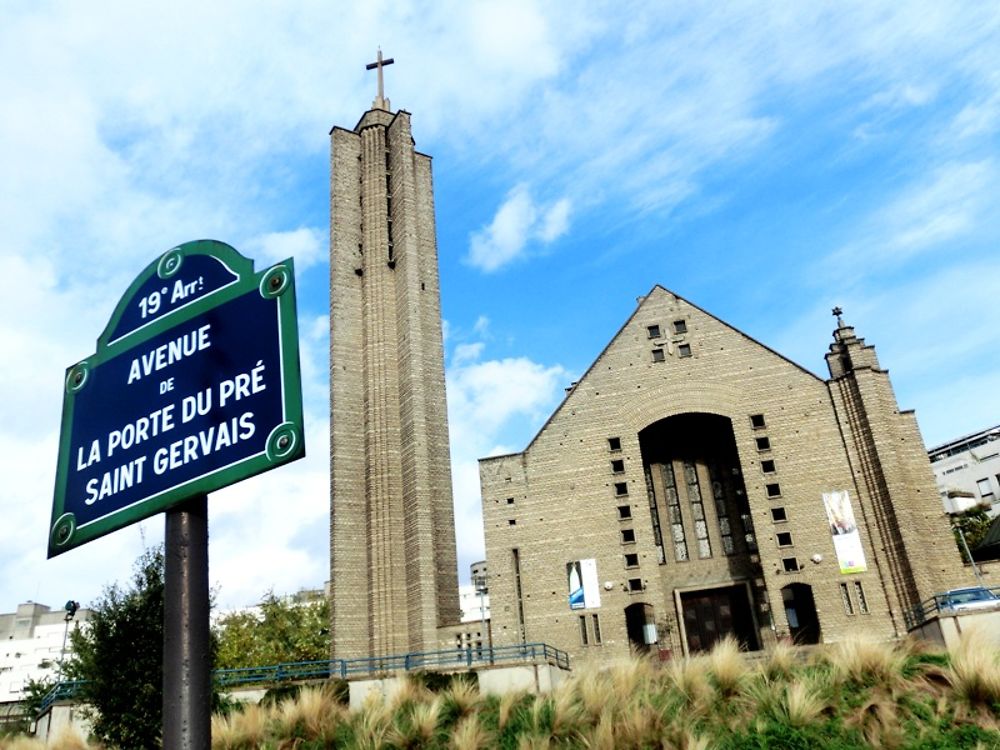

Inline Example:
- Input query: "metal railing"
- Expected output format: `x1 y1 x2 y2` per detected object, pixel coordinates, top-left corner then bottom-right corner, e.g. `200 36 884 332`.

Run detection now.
905 586 1000 630
37 641 569 713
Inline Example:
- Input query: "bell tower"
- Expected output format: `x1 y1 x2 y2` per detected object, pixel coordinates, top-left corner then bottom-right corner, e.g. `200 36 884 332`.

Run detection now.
329 53 460 658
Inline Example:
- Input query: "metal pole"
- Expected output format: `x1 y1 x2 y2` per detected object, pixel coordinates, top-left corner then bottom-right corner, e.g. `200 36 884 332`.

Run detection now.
163 495 211 750
955 522 986 587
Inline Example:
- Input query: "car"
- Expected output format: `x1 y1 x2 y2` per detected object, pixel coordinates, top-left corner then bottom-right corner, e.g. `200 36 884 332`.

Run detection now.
937 586 1000 613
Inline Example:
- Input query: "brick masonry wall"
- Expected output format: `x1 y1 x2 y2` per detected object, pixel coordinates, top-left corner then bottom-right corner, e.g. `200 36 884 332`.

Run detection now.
481 287 966 662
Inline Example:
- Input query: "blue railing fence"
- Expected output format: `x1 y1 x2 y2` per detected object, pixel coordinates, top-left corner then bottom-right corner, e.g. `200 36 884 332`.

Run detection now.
38 641 569 713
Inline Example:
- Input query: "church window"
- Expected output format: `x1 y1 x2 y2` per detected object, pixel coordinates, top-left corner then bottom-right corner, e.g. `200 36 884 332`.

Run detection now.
684 461 712 559
750 414 766 429
761 459 776 474
624 552 639 567
652 348 665 362
854 581 869 614
611 459 625 473
608 437 622 452
776 532 793 547
621 528 636 544
840 582 854 615
615 482 628 496
628 578 643 592
647 324 661 339
662 462 689 561
645 466 667 565
709 465 735 555
782 557 800 572
756 437 771 451
766 483 781 498
771 507 787 522
678 343 692 358
579 615 589 645
512 549 527 641
592 614 603 644
673 319 687 334
617 505 632 520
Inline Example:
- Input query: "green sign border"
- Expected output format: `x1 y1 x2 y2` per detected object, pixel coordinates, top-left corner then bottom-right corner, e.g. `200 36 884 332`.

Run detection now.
49 239 305 558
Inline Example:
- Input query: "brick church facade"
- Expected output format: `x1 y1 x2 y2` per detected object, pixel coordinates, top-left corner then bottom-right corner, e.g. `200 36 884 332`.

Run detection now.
480 290 968 661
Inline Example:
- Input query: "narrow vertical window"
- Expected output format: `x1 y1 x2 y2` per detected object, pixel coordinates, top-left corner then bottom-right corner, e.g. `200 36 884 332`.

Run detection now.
645 465 666 564
579 615 589 645
662 462 688 561
684 461 712 559
512 548 527 642
709 465 735 555
592 614 602 644
854 581 869 614
840 583 854 615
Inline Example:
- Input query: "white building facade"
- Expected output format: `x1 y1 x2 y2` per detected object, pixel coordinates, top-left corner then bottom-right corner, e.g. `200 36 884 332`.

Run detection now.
0 602 90 705
929 426 1000 515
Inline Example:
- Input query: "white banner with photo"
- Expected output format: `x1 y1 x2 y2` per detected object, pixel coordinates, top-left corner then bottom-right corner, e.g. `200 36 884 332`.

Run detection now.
823 490 867 574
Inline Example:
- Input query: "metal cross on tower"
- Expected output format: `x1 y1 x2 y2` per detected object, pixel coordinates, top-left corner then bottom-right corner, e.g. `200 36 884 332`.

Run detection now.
366 48 394 110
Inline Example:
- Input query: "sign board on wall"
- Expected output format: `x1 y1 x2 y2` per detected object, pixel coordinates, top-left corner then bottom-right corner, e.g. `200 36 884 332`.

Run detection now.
48 240 305 557
567 558 601 610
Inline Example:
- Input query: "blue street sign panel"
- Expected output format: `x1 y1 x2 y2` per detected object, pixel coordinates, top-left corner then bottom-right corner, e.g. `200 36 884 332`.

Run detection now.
49 240 305 557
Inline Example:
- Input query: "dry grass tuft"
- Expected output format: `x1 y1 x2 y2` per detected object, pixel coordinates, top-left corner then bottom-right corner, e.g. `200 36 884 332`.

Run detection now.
666 656 713 714
848 692 903 749
497 689 527 731
828 635 906 687
781 679 826 728
275 684 344 740
763 638 798 680
574 665 615 722
389 675 434 710
212 700 270 749
580 709 616 750
548 681 584 739
443 679 481 719
948 629 1000 709
450 714 491 750
707 636 748 697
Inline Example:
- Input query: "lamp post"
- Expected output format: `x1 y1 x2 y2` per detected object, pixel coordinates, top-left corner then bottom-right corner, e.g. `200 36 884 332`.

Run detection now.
473 574 490 655
58 600 79 680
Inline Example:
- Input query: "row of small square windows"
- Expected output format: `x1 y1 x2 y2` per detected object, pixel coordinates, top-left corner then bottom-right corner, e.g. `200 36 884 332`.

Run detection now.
647 320 687 338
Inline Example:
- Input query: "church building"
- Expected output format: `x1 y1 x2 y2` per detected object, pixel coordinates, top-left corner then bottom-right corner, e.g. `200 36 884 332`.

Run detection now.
479 293 968 660
328 55 967 665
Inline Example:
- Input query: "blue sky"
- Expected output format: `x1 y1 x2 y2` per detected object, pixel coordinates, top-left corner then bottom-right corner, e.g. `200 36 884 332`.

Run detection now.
1 2 998 611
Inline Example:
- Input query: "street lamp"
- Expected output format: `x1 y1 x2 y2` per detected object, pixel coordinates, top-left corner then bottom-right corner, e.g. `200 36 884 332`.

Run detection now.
58 600 79 680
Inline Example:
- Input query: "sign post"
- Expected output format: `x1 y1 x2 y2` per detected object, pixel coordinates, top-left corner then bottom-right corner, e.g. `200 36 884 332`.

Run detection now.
50 240 305 747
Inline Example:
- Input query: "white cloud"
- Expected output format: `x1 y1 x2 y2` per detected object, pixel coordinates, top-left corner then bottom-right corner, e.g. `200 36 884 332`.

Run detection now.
446 349 571 577
244 228 325 271
830 160 997 268
452 342 484 365
466 184 573 272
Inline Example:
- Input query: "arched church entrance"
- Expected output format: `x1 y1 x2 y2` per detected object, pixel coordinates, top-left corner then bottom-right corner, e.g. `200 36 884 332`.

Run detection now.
624 602 656 655
781 583 820 644
639 412 767 654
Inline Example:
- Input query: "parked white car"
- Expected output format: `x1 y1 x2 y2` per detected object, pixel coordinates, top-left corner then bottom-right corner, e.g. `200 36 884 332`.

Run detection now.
938 587 1000 613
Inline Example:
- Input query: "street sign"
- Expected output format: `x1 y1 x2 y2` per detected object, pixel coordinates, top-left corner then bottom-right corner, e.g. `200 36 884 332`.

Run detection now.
48 240 305 557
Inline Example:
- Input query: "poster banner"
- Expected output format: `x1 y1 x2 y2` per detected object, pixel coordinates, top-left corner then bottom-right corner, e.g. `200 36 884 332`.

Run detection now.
823 490 867 574
567 558 601 610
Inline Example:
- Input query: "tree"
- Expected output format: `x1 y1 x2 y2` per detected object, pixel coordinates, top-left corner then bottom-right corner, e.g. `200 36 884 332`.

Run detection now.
64 547 164 749
215 591 329 669
953 507 993 563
